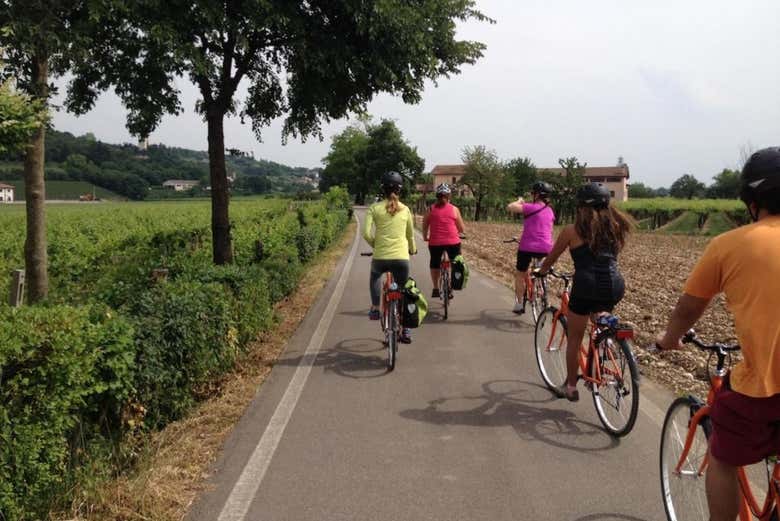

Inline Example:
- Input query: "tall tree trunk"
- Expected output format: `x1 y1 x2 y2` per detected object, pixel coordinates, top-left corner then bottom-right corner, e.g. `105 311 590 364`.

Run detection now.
23 54 49 303
474 196 482 221
206 107 233 264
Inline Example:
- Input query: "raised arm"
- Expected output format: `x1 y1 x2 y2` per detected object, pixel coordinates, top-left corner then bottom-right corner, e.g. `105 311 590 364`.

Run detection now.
506 197 525 214
362 207 375 247
656 294 711 350
539 225 572 273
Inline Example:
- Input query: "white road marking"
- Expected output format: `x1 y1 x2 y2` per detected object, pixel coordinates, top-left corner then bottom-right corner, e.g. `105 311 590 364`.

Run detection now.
217 216 360 521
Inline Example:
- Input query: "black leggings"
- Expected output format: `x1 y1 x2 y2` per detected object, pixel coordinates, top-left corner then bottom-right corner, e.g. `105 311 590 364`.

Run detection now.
370 259 410 307
428 243 461 269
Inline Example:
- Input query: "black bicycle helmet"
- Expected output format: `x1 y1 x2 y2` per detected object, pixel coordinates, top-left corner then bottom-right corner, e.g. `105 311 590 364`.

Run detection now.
531 181 553 197
740 147 780 209
381 171 403 193
576 182 610 208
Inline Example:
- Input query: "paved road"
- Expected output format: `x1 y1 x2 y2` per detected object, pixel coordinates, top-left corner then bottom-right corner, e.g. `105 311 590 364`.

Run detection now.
189 211 674 521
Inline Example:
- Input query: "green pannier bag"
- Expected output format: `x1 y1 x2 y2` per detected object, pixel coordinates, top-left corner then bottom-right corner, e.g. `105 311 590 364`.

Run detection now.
451 254 469 290
402 278 428 328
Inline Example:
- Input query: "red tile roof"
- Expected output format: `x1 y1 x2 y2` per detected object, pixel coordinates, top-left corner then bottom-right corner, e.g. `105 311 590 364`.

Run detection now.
431 164 467 176
539 165 629 179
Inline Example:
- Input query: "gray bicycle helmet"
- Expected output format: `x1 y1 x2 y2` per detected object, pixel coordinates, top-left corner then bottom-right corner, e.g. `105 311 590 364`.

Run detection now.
435 183 451 196
576 182 610 208
740 147 780 211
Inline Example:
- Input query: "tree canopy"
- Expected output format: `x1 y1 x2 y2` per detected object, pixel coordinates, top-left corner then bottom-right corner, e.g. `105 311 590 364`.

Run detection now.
670 174 706 200
0 80 45 154
67 0 492 264
320 118 423 203
707 169 741 199
461 145 503 221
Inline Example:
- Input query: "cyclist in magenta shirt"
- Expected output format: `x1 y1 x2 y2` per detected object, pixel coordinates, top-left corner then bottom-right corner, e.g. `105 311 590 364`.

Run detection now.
422 183 466 298
506 181 555 314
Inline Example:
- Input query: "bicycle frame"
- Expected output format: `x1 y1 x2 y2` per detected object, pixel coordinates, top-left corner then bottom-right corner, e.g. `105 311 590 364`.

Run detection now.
543 278 628 389
523 258 544 301
381 272 402 332
671 375 780 519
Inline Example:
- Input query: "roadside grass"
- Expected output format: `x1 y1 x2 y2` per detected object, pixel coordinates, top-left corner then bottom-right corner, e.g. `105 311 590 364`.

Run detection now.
657 211 700 234
702 211 735 236
55 221 356 521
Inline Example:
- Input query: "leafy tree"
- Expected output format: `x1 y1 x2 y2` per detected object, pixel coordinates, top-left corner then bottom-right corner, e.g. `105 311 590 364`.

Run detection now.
320 118 424 204
539 157 586 223
670 174 706 199
461 145 504 221
503 157 537 197
707 168 741 199
628 182 656 199
363 119 425 201
655 187 670 197
0 80 46 155
0 0 98 302
320 123 370 199
69 1 492 264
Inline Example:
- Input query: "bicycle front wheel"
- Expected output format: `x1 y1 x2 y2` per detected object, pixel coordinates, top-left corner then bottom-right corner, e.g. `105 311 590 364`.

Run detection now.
530 276 547 323
386 301 397 371
591 338 640 437
660 396 711 521
534 307 568 391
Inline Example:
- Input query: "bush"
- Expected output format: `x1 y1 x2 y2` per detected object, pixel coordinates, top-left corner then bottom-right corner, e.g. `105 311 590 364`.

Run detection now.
0 305 135 520
130 281 238 428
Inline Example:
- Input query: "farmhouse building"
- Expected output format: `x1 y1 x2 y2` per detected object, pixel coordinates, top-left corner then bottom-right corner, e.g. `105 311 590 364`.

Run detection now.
424 164 472 196
539 164 630 202
0 183 14 203
162 179 200 191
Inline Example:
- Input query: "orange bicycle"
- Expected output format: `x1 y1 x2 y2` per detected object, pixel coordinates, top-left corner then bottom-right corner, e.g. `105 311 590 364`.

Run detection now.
361 252 402 371
659 330 779 521
533 269 639 437
503 237 547 322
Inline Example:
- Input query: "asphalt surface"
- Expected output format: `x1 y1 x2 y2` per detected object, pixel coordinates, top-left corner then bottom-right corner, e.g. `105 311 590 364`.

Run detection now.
189 211 675 521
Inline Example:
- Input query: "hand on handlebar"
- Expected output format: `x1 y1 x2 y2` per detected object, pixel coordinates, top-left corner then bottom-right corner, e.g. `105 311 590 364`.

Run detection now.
654 331 686 352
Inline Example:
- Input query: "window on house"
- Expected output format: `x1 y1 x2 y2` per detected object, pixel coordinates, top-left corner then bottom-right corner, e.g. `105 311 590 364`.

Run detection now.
610 191 616 198
452 176 457 185
607 177 622 183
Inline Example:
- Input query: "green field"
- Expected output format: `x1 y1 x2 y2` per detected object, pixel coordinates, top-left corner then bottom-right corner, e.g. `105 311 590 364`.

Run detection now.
616 198 747 234
0 180 122 200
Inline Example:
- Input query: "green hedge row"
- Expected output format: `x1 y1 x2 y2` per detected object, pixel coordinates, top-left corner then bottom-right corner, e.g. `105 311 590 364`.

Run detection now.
0 188 351 519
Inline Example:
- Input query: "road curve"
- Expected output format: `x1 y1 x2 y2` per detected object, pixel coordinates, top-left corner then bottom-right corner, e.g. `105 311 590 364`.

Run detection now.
188 210 671 521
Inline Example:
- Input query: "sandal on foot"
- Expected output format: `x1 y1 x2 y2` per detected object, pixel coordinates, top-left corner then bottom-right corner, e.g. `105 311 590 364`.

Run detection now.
556 384 579 402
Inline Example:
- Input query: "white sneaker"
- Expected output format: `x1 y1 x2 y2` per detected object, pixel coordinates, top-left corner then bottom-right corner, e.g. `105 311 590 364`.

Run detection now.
512 302 525 314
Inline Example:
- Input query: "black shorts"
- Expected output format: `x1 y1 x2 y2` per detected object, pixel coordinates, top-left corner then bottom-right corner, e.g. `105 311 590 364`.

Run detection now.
428 243 461 269
516 250 547 272
568 276 625 316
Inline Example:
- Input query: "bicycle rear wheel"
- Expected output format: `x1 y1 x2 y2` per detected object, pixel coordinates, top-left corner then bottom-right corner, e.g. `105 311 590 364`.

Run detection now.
529 276 547 323
385 300 397 371
660 396 710 521
534 307 568 391
591 338 640 437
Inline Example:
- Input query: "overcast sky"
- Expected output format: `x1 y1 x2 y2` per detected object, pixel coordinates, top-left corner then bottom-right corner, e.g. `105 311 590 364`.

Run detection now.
52 0 780 188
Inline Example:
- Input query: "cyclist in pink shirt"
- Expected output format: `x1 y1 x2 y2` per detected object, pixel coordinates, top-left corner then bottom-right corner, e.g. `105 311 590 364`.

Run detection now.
423 183 466 298
507 181 555 314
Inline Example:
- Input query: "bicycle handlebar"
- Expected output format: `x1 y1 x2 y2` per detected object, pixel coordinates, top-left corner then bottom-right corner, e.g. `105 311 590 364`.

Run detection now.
360 252 373 257
682 330 740 353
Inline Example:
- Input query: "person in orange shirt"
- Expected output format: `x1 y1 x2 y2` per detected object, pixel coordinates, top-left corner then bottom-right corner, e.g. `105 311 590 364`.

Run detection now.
656 147 780 521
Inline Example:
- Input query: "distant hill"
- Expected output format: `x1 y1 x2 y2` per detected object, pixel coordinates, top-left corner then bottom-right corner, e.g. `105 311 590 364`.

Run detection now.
0 129 320 200
4 180 122 201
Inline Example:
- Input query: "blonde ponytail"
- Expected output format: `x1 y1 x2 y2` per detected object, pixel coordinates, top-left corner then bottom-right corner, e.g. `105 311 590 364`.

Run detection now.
386 192 401 216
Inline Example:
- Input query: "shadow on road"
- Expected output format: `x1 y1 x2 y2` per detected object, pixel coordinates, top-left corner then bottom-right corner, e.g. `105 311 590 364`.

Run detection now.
429 307 536 334
399 379 621 452
274 337 392 379
571 515 650 521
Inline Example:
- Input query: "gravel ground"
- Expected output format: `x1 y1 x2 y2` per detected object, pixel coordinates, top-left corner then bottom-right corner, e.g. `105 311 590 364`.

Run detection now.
422 218 740 398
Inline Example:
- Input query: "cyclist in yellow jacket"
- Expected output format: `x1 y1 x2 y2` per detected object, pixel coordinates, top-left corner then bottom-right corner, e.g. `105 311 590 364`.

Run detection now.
362 171 417 343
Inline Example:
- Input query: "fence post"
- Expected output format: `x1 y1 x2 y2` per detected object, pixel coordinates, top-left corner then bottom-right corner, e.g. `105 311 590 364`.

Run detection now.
9 269 24 307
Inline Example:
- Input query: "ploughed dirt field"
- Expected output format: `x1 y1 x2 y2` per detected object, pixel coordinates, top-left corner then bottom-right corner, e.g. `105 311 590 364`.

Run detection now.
449 220 739 397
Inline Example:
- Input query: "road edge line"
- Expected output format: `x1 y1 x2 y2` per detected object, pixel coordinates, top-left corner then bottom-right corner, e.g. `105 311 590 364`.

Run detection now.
216 214 360 521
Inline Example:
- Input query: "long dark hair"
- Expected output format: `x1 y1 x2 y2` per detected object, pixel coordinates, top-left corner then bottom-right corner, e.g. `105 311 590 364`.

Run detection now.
574 204 633 254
